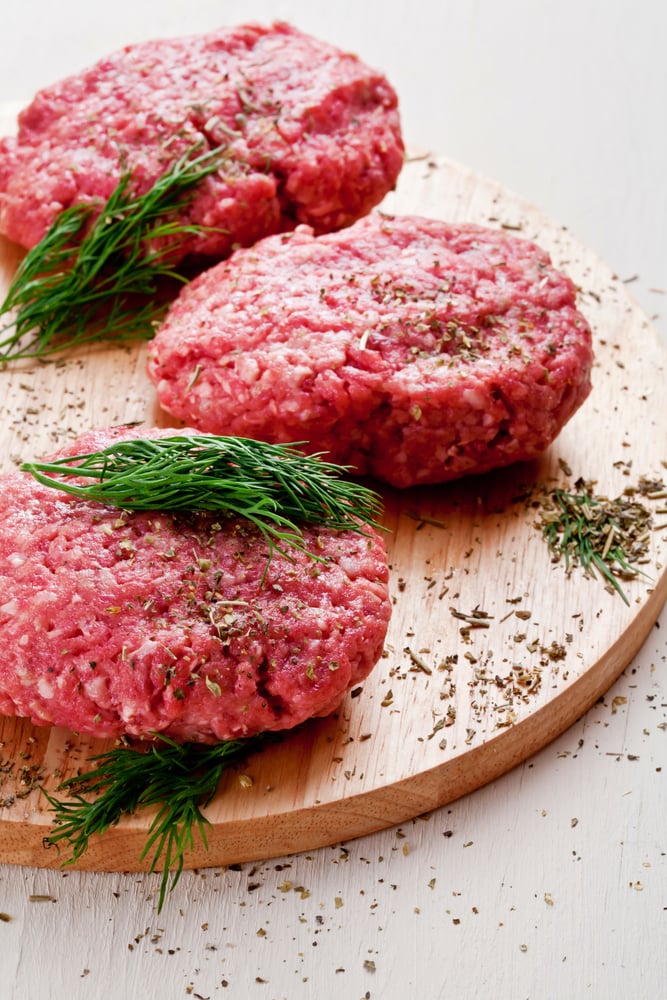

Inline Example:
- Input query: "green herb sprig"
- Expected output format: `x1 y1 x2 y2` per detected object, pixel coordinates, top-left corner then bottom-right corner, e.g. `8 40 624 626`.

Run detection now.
21 434 383 560
0 143 228 361
537 478 652 605
43 735 269 912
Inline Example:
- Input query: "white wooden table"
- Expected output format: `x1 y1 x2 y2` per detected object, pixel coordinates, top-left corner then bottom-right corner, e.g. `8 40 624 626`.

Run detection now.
0 3 665 997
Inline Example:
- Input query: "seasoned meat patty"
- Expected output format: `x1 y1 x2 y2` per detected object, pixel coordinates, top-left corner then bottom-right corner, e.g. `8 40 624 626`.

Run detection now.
0 428 391 744
0 22 403 262
147 214 594 487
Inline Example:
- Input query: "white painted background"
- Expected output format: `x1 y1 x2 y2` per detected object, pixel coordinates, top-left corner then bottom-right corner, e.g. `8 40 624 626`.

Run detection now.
0 2 665 998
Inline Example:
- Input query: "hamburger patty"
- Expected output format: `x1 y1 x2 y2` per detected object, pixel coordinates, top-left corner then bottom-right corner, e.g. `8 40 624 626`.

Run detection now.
0 428 391 744
147 214 594 487
0 22 403 262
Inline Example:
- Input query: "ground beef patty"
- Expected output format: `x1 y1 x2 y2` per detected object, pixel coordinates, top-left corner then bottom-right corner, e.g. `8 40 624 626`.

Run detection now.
147 214 593 487
0 428 390 744
0 22 403 261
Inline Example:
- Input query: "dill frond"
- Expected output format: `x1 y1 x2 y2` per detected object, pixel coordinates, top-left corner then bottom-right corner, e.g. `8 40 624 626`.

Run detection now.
43 735 268 912
21 434 384 561
0 143 228 361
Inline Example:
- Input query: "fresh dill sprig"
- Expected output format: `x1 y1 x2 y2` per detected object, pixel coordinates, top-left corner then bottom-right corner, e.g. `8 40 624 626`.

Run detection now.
21 434 383 560
42 734 269 912
0 143 228 361
536 478 653 605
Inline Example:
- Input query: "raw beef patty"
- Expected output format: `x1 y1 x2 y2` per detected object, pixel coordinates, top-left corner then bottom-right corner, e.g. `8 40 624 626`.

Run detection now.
0 428 391 744
0 22 403 263
147 214 594 487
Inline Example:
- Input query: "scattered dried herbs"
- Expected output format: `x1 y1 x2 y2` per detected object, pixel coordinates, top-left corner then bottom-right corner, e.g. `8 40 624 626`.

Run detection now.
536 477 653 604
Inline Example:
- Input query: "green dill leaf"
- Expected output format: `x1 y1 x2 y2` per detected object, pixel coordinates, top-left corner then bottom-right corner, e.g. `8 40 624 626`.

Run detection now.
21 434 383 562
43 735 269 912
0 143 229 361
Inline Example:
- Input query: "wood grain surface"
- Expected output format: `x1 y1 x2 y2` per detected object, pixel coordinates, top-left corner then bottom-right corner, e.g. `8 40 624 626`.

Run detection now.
0 106 665 875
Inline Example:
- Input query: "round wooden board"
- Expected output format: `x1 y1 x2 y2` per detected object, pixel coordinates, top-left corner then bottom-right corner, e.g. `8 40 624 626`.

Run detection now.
0 104 665 874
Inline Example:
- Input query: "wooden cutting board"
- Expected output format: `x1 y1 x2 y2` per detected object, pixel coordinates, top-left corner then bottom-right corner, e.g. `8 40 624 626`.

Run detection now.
0 104 665 875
